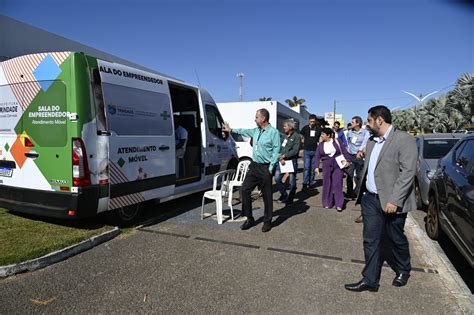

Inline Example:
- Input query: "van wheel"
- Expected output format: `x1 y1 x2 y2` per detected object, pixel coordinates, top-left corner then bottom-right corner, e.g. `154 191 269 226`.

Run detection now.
425 194 442 240
107 204 142 227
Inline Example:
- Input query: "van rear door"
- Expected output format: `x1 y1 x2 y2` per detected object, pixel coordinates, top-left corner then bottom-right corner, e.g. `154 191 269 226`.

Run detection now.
0 54 70 192
98 60 175 210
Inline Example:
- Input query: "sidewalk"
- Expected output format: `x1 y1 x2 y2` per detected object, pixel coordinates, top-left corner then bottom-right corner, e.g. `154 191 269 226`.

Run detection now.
135 171 473 313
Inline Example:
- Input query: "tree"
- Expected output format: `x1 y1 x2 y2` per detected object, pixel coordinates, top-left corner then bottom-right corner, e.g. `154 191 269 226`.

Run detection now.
285 96 306 108
446 72 473 128
259 97 272 101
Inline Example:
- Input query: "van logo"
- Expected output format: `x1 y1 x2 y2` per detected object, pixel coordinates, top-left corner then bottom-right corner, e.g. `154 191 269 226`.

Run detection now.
108 105 117 115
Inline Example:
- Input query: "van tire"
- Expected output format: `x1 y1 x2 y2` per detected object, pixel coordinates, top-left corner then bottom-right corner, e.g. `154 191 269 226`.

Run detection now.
107 203 142 227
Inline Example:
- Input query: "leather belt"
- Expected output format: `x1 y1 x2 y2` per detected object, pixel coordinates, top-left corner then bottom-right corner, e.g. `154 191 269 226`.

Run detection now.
365 191 379 198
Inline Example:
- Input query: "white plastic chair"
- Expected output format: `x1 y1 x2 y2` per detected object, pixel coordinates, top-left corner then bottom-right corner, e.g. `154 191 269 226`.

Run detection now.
228 160 251 219
201 169 236 224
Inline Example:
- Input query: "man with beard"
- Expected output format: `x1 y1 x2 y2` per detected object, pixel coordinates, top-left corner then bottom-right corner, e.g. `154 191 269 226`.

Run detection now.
345 105 417 292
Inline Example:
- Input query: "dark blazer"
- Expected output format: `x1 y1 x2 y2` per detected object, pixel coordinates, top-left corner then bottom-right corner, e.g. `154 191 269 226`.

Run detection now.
356 128 417 213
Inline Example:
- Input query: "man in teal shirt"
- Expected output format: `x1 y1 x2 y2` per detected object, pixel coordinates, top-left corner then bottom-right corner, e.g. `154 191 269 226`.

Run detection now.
223 108 280 232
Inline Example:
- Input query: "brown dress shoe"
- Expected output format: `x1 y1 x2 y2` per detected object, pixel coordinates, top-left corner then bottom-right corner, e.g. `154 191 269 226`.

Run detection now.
354 215 363 223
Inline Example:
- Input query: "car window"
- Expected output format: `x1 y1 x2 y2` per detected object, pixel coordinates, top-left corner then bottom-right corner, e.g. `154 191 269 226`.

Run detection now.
423 139 460 159
456 139 474 173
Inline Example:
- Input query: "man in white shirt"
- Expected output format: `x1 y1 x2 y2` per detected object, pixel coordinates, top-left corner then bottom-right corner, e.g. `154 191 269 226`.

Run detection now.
174 116 188 177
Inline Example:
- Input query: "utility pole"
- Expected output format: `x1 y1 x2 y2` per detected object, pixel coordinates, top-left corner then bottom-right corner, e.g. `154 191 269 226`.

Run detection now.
333 100 336 126
237 72 244 102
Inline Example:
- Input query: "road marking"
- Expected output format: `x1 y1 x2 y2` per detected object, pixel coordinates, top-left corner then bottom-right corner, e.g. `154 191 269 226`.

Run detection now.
30 296 57 305
139 228 190 238
267 247 343 261
194 237 260 249
139 228 439 274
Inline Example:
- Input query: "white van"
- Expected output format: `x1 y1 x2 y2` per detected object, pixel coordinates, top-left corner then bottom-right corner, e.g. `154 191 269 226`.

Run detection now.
0 52 238 224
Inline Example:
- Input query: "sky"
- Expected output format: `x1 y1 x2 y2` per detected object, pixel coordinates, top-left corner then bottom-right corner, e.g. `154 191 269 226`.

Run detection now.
1 0 473 124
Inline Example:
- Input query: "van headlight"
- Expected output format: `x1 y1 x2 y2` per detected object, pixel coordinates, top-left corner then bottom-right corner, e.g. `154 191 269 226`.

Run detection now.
426 170 435 179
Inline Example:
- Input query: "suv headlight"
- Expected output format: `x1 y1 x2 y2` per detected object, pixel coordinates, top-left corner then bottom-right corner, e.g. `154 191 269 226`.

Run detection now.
426 170 436 179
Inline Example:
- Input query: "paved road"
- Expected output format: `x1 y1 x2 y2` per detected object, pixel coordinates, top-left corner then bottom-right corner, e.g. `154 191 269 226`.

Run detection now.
1 172 472 313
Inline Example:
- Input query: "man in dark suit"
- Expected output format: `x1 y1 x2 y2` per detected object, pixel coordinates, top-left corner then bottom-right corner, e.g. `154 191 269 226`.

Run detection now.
345 105 417 292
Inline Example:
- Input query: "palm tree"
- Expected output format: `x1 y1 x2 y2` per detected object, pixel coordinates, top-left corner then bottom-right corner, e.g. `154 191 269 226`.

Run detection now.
285 96 306 108
259 97 272 101
392 109 415 131
446 72 473 128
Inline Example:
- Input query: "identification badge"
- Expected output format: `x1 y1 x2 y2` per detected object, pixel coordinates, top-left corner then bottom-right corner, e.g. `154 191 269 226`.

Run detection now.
282 139 288 147
351 136 358 144
310 130 316 137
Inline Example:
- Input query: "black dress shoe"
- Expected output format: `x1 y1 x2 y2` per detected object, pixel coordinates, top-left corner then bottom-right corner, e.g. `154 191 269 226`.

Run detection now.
344 280 379 292
240 217 255 230
261 222 272 232
392 273 410 287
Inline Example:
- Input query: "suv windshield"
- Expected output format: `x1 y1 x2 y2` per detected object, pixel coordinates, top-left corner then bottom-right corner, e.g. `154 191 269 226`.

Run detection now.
423 139 460 159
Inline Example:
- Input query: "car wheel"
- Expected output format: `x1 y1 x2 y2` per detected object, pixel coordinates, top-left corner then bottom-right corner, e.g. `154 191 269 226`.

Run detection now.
425 194 442 240
415 181 426 211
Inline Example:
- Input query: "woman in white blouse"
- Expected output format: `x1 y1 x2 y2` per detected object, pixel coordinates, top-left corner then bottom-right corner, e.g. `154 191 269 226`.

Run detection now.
314 128 351 211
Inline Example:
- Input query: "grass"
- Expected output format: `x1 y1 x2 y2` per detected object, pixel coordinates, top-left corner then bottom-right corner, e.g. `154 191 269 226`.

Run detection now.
0 208 113 266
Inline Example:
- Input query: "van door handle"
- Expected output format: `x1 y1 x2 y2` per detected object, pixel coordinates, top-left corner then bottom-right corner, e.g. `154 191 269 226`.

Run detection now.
209 143 215 147
159 145 170 151
25 152 39 159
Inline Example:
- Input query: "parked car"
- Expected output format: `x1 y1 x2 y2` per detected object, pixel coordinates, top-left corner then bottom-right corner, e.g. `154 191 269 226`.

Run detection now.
426 134 474 267
414 134 466 210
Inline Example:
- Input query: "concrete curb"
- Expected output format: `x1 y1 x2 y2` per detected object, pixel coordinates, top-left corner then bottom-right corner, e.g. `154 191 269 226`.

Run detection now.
0 227 121 278
406 213 473 313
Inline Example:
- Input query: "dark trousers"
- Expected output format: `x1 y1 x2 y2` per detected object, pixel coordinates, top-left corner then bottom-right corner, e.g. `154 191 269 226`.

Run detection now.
361 193 411 287
241 162 273 223
346 154 364 196
274 159 298 203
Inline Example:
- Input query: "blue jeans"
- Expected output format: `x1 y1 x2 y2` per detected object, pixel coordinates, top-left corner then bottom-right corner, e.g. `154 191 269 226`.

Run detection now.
274 159 298 203
303 150 316 186
361 193 411 287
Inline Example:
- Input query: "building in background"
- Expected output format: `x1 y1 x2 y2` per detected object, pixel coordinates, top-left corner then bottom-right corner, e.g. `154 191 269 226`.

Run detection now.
324 112 344 127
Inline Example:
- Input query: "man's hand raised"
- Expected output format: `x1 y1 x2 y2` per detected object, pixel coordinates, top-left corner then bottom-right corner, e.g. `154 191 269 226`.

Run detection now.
222 122 231 133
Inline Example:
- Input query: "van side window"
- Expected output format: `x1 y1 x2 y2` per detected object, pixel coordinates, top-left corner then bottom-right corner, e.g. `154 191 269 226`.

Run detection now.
205 105 225 139
101 83 172 136
91 69 107 131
